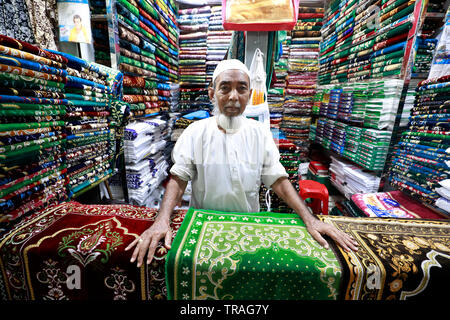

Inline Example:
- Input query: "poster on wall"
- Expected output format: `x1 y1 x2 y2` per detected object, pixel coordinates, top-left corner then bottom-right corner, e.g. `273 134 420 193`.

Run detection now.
57 0 92 44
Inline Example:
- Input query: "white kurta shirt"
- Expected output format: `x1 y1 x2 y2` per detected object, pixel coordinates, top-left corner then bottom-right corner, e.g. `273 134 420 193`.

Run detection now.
170 116 288 212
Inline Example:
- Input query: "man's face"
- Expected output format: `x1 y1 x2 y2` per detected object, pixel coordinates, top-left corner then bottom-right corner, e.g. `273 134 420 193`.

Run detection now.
209 69 251 117
74 17 82 29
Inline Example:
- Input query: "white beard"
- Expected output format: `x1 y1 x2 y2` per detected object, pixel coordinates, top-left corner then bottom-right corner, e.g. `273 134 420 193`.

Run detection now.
212 100 245 134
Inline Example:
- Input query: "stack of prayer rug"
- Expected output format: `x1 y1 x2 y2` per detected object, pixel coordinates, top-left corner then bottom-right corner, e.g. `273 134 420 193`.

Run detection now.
166 207 450 300
0 35 69 229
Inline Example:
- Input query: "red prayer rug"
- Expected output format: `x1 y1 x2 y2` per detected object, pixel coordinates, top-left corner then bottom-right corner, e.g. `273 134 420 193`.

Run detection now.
0 201 186 300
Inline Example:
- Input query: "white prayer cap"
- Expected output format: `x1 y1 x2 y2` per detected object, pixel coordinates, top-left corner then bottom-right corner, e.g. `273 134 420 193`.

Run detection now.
212 59 251 84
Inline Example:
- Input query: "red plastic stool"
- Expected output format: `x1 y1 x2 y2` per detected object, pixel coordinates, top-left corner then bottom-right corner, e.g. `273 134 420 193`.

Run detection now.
298 180 329 215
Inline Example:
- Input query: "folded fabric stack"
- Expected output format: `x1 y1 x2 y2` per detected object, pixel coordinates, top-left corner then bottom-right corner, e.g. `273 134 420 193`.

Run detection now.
177 5 212 112
388 74 450 215
124 118 170 206
363 79 404 130
354 129 391 170
49 50 122 199
169 82 180 111
319 0 415 84
413 37 438 75
116 0 179 119
282 7 323 153
268 34 290 132
206 5 233 84
330 156 381 196
0 35 68 227
343 126 362 160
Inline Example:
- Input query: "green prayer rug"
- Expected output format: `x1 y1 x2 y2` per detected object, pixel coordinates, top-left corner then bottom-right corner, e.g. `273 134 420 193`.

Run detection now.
166 208 342 300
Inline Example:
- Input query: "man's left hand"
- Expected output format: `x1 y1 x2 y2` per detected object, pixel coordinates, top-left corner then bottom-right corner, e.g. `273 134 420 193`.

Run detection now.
306 219 359 252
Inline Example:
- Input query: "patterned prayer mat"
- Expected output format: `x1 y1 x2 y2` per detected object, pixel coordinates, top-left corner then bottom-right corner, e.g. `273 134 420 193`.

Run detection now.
318 215 450 300
0 201 186 300
166 208 342 300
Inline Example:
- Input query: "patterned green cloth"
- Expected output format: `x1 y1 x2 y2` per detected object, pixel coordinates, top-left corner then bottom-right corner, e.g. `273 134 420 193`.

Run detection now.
166 208 342 300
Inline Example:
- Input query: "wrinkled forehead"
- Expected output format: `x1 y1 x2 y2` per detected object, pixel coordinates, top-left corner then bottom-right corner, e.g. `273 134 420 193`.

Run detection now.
214 69 250 87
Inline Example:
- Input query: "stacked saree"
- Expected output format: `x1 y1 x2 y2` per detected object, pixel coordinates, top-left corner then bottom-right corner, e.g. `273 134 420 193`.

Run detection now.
117 0 179 119
0 35 68 228
206 6 233 84
388 74 450 215
282 7 323 151
177 5 212 112
268 34 290 131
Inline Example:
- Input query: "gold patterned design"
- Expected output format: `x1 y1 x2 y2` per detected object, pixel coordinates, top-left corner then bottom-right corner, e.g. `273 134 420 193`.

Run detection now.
319 216 450 300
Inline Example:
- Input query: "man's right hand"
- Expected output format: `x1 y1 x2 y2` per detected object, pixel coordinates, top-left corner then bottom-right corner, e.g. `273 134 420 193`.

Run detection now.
125 219 173 267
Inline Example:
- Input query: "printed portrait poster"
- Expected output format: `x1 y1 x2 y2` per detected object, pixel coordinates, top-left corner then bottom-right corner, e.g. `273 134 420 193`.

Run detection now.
57 0 92 44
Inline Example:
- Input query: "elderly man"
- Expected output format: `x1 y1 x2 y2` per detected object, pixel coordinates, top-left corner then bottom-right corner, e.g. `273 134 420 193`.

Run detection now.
126 59 358 267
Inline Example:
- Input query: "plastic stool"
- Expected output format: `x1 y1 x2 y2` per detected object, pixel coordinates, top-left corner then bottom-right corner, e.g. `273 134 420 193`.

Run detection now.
298 180 329 215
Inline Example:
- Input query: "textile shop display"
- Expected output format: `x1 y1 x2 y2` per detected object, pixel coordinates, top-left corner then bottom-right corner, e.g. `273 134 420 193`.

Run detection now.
206 6 233 84
0 34 68 228
177 5 212 113
282 6 323 149
116 0 179 119
318 215 450 300
47 50 123 199
318 0 417 84
166 208 342 300
311 78 405 171
0 201 187 300
124 118 171 207
388 74 450 216
0 34 126 231
262 6 323 213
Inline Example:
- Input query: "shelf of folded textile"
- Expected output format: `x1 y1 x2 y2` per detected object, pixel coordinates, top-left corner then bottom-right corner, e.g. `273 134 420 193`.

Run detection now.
0 201 187 300
114 0 179 120
177 5 213 113
387 74 450 217
48 52 119 200
166 207 450 300
0 35 70 230
319 0 428 85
